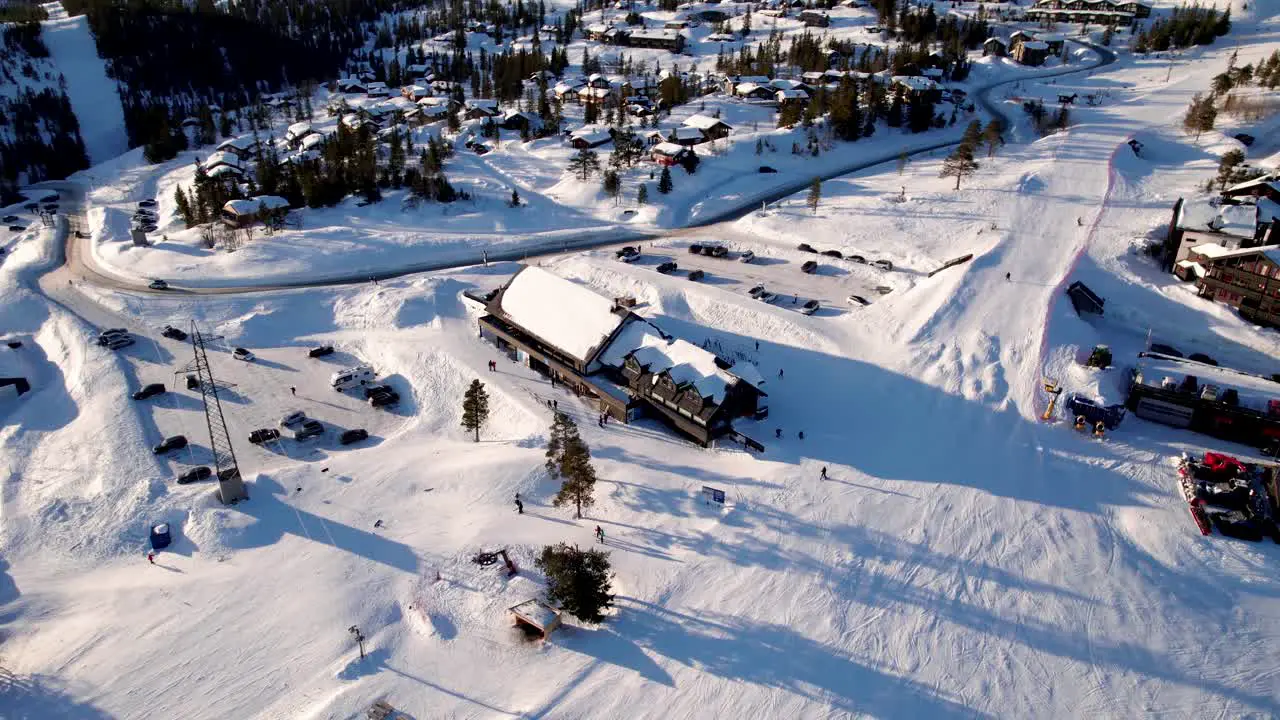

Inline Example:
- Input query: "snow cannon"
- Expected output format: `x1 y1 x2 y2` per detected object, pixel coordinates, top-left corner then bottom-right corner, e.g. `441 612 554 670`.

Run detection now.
150 523 172 551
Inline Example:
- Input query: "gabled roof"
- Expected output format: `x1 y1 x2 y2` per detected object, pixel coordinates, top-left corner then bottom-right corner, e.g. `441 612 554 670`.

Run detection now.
600 322 739 403
652 141 688 156
682 114 730 131
671 127 705 141
570 125 613 144
497 266 628 365
1189 243 1280 263
223 195 290 215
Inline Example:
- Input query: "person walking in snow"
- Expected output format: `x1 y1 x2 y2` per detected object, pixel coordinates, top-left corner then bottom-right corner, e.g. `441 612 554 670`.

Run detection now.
595 526 605 543
147 551 155 565
290 386 296 396
1077 217 1083 227
799 431 805 440
778 368 784 379
775 428 782 439
820 466 827 480
1005 272 1011 281
515 493 524 514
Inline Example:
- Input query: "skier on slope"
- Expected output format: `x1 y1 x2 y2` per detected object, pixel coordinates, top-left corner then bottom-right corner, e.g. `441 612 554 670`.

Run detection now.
595 526 605 543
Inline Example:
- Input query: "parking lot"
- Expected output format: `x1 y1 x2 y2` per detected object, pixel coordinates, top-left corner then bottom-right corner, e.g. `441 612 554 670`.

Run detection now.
613 236 909 315
105 324 412 486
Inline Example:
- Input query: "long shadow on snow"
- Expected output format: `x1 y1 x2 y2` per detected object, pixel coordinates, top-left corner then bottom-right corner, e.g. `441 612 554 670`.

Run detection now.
613 597 987 719
337 645 519 716
0 667 113 720
225 475 419 573
650 314 1144 513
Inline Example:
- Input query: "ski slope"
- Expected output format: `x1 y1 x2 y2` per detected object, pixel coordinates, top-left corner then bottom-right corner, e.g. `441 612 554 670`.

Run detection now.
3 2 1280 718
39 2 128 164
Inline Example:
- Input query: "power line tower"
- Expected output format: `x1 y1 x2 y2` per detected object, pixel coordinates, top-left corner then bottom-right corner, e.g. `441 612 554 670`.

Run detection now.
190 322 248 504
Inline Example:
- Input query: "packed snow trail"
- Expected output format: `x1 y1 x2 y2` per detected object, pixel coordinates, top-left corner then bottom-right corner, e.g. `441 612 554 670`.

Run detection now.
39 2 128 164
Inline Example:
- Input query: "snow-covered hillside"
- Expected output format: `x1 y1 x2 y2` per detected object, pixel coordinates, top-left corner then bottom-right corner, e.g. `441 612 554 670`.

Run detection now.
3 0 1280 718
38 2 127 164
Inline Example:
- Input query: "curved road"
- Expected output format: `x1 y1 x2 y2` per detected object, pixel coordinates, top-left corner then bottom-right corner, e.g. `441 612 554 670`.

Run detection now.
53 40 1115 296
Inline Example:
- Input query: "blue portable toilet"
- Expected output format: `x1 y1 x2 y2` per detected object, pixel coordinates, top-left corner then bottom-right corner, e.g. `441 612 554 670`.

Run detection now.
150 523 172 550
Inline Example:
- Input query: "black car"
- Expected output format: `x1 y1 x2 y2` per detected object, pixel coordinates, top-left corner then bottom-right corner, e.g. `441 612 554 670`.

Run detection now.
872 259 894 271
706 245 728 258
133 383 166 400
7 225 24 232
340 428 370 445
821 249 843 259
1150 343 1183 358
138 199 158 208
849 255 867 264
153 435 188 454
1189 352 1218 366
758 166 777 173
308 345 335 358
656 261 678 274
176 466 212 484
295 420 324 439
248 428 281 444
688 269 705 281
688 243 703 254
161 325 188 341
1 215 18 223
363 383 393 399
369 390 401 408
801 260 818 274
797 243 817 253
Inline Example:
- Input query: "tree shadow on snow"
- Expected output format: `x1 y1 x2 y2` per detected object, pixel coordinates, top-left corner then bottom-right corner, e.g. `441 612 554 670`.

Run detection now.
0 667 113 720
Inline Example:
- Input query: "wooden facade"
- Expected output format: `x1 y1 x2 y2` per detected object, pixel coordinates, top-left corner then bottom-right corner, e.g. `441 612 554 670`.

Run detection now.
1196 250 1280 328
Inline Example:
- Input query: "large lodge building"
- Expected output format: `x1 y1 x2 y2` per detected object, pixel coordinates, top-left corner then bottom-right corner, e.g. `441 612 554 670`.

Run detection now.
478 266 767 447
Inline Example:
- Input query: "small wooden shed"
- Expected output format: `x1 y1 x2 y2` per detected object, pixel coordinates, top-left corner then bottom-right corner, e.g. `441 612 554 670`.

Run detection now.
509 599 562 638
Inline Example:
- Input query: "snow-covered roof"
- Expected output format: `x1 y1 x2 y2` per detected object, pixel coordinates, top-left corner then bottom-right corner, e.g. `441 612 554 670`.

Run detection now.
769 79 807 90
600 322 739 403
893 75 938 91
299 133 325 150
630 28 682 41
497 267 628 364
735 82 767 95
222 195 290 215
672 127 705 141
984 36 1008 44
554 81 584 94
1189 242 1280 263
206 164 243 178
1021 41 1050 50
652 142 687 156
1217 204 1258 238
465 98 498 110
1174 260 1206 278
418 96 450 107
286 121 311 140
777 89 809 100
509 599 560 630
403 84 429 95
570 125 613 144
217 136 258 152
203 151 241 169
736 75 771 84
683 114 729 130
1226 176 1280 194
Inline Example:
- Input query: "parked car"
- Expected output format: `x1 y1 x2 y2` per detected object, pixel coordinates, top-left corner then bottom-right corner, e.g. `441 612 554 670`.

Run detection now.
132 383 166 400
176 466 212 484
294 419 324 439
797 243 817 253
340 428 370 445
615 246 640 262
688 243 703 254
308 345 335 358
749 285 776 303
821 249 843 259
758 166 777 173
138 199 158 208
7 225 24 232
280 411 307 428
848 294 870 306
369 391 400 408
1189 352 1218 366
849 255 867 264
161 325 188 341
105 336 135 350
97 329 128 345
248 428 281 444
800 299 820 315
801 260 818 274
1150 343 1182 358
153 435 188 454
331 365 375 391
872 259 894 271
656 261 678 274
232 347 255 361
148 279 169 290
1 215 18 223
472 144 489 155
739 250 756 263
363 383 393 399
701 244 728 258
688 269 705 281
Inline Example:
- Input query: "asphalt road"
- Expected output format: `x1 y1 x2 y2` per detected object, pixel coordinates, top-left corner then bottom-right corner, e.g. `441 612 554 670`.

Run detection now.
52 40 1116 297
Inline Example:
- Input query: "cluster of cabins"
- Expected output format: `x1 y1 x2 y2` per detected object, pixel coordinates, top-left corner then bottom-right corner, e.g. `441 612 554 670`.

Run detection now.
478 266 767 446
1166 177 1280 328
1025 0 1153 26
567 112 732 166
726 69 943 107
585 23 687 52
983 31 1067 66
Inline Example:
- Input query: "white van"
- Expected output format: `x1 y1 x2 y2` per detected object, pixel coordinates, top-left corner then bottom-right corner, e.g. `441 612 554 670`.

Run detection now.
331 366 375 391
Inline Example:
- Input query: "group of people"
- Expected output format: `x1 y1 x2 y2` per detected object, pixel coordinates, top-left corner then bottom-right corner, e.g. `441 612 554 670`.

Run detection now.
512 492 606 543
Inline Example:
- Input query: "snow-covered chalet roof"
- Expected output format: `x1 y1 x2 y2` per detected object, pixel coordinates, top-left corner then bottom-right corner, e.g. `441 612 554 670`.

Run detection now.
1189 242 1280 263
570 125 612 144
683 114 730 130
893 75 938 91
497 267 628 364
1021 41 1049 50
600 322 738 403
222 195 290 215
652 141 687 156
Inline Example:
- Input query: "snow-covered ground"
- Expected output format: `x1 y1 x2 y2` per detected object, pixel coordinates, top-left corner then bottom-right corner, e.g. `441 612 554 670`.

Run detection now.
4 1 1280 718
